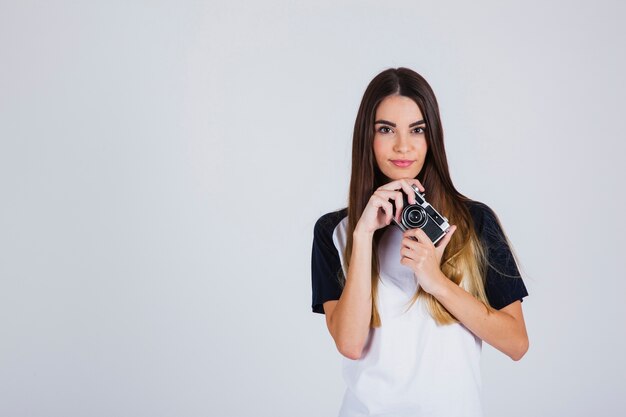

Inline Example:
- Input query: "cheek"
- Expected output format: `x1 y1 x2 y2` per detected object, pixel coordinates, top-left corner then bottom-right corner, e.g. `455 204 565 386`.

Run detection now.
419 139 428 156
372 139 383 160
372 138 385 160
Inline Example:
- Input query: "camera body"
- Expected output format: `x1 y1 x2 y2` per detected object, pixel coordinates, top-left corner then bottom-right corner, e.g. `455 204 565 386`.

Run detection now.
391 184 451 245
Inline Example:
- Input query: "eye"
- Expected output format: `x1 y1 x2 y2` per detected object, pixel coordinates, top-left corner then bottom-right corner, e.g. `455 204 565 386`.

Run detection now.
413 127 425 134
377 126 392 134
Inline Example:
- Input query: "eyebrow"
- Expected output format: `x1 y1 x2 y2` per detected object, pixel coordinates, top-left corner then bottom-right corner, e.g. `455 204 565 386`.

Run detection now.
374 119 425 127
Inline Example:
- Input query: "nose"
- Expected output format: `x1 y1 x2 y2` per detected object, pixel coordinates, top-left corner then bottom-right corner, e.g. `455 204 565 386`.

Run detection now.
393 131 412 153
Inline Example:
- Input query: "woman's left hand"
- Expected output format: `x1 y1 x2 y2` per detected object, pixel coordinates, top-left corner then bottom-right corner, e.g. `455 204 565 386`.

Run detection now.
400 225 457 294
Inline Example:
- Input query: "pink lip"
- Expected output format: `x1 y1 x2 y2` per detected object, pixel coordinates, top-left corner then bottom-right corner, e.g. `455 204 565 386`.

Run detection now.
390 160 414 167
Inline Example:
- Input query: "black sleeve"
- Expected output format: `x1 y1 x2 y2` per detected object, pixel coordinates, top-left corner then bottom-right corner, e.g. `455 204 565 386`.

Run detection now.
478 204 529 310
310 215 344 314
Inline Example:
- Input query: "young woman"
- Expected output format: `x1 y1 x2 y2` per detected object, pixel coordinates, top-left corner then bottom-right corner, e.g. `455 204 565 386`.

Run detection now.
311 67 529 417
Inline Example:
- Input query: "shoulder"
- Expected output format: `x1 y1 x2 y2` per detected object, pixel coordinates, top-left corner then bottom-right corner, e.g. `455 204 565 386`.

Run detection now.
464 200 528 308
313 207 348 238
463 199 492 231
463 199 502 234
311 208 349 314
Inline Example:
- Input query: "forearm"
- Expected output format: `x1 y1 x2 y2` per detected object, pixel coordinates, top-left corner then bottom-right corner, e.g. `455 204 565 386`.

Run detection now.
431 272 529 360
330 230 373 359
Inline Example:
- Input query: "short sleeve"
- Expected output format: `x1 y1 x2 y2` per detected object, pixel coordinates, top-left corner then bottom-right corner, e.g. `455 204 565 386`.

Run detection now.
311 212 345 314
475 203 529 310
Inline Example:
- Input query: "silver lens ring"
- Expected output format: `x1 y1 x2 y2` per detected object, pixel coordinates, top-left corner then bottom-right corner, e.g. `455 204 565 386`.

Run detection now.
402 206 427 228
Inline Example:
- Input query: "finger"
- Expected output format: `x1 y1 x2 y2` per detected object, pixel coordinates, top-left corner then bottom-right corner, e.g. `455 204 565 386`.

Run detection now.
401 236 421 251
374 189 405 222
387 177 425 193
408 177 425 192
404 227 434 247
381 200 393 224
393 192 403 222
374 189 403 210
435 225 457 251
400 246 416 261
379 179 421 204
371 195 384 213
397 179 417 205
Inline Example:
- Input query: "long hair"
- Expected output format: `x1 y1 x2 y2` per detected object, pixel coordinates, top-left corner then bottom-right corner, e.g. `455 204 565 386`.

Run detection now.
340 67 507 326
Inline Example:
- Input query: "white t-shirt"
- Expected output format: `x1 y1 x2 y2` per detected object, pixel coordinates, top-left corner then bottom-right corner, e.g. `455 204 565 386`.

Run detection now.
310 200 528 417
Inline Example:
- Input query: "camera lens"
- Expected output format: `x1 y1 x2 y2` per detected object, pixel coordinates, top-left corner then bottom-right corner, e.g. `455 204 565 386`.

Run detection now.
403 206 427 228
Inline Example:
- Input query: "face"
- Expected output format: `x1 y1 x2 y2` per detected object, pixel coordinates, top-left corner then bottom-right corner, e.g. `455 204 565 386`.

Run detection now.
372 94 428 182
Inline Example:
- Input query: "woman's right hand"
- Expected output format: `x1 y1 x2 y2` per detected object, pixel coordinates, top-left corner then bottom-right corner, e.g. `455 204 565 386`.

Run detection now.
354 178 426 236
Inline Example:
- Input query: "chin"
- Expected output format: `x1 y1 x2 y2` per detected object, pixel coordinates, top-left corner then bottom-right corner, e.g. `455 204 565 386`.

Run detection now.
385 168 422 181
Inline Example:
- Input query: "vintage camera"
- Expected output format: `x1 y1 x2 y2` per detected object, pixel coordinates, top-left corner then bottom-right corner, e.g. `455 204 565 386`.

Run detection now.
390 184 451 245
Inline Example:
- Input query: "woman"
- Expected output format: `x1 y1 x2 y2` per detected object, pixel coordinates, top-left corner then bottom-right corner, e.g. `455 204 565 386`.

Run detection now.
311 67 529 417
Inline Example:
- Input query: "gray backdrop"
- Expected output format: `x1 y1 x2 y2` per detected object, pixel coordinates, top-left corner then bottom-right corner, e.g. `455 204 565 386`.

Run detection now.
1 1 625 416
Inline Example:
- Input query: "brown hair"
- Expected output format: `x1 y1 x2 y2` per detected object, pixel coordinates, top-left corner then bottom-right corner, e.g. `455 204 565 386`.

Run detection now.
340 67 500 326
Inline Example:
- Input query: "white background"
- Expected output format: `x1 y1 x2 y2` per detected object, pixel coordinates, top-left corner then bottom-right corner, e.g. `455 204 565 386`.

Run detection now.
1 1 625 416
